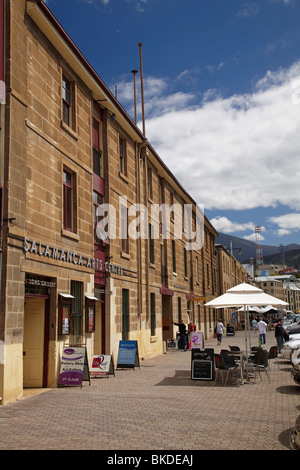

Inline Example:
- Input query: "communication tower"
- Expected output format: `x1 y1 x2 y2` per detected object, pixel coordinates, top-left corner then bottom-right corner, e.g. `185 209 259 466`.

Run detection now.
255 226 263 266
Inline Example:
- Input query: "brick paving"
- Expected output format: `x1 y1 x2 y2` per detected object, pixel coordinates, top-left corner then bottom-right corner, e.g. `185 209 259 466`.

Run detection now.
0 330 299 451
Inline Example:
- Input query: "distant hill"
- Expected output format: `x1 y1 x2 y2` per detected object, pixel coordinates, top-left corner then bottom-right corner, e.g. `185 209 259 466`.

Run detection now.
254 249 300 271
215 233 300 268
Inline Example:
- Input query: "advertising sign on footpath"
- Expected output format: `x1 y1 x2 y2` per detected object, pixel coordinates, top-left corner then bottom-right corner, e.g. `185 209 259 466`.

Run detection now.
58 346 90 387
116 340 140 370
90 355 115 378
190 331 204 349
166 339 178 351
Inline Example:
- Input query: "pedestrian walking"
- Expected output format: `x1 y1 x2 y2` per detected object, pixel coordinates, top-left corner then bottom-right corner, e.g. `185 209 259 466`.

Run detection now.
173 319 187 351
274 318 286 352
256 316 268 345
215 318 225 346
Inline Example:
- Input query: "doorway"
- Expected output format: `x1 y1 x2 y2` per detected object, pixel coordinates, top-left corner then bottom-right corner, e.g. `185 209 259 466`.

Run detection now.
23 297 47 388
162 294 173 342
94 301 104 354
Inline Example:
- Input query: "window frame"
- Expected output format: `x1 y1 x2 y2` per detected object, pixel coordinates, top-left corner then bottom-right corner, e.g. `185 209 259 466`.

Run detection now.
63 168 77 233
122 288 130 341
59 298 72 336
184 248 187 277
119 135 127 176
150 293 156 336
120 204 129 254
61 71 77 135
149 223 155 264
92 116 103 178
147 165 153 200
178 297 181 322
85 299 96 334
172 239 176 273
70 280 83 342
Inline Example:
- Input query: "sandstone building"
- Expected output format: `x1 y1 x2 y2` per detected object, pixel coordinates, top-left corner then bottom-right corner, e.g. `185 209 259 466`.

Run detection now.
0 0 247 404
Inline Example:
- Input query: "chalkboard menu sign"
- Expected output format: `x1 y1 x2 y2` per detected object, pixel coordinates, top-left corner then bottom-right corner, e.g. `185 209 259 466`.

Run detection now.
191 348 215 381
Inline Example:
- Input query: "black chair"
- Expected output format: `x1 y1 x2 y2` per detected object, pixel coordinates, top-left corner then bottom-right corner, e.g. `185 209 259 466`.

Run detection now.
214 354 226 385
216 350 241 386
229 346 240 352
268 346 280 370
250 349 270 383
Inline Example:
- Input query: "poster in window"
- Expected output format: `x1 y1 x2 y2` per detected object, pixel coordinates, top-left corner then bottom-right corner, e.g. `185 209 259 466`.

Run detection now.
62 305 70 335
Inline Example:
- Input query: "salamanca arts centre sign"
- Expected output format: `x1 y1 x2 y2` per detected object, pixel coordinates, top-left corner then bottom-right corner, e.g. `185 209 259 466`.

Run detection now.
23 237 123 276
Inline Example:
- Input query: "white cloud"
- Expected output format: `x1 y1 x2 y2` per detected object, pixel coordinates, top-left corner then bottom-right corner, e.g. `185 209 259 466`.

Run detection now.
268 213 300 237
142 61 300 212
243 232 265 242
209 216 256 233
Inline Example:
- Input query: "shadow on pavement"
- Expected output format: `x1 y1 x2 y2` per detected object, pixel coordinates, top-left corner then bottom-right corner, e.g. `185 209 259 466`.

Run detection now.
276 385 300 395
155 369 239 387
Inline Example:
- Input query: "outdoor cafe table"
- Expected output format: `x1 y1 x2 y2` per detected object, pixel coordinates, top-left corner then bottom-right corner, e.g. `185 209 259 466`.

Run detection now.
227 350 255 385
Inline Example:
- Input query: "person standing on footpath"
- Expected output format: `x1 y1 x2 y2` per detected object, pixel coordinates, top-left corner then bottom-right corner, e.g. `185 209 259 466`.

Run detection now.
215 318 225 346
274 318 286 353
256 316 268 345
173 319 187 351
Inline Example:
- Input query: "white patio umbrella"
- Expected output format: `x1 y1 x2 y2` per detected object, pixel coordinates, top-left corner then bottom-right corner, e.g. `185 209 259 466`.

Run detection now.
205 283 288 370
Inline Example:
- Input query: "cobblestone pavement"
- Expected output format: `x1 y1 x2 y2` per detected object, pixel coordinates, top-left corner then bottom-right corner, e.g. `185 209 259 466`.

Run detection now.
0 331 299 451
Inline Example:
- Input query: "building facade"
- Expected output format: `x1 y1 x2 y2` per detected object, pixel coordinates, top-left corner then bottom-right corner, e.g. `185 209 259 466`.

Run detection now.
0 0 247 405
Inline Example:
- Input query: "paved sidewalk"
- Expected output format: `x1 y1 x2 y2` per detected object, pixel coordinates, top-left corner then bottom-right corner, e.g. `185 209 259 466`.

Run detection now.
0 331 299 451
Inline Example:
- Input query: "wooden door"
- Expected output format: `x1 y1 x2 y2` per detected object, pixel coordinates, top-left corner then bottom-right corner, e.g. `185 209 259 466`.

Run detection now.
23 298 45 388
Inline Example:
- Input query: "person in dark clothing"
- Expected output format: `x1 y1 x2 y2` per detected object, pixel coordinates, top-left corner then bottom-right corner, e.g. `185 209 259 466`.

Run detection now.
173 319 187 351
274 319 286 352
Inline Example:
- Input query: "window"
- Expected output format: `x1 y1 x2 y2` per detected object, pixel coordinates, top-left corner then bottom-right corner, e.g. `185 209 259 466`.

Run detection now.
172 239 176 273
71 281 83 341
119 136 127 175
63 169 76 232
206 264 210 287
62 75 71 126
150 293 155 336
93 190 103 241
147 165 153 200
86 300 95 334
120 204 129 254
122 289 129 340
59 298 72 335
196 257 199 283
149 223 154 264
62 74 76 132
178 297 181 322
184 248 187 277
93 117 103 178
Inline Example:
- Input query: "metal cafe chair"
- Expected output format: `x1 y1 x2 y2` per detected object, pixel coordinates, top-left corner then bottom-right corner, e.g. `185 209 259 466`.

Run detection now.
214 351 241 386
250 349 271 383
268 345 280 370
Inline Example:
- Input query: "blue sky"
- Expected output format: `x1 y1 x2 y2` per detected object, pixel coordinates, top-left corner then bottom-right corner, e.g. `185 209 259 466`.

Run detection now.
45 0 300 249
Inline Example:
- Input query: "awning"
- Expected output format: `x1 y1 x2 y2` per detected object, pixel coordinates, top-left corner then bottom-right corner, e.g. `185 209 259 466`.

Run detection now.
59 293 74 299
85 295 99 301
160 286 174 296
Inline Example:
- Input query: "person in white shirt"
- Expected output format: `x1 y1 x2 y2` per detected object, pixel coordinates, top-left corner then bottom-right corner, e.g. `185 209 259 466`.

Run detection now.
215 318 224 346
256 317 268 345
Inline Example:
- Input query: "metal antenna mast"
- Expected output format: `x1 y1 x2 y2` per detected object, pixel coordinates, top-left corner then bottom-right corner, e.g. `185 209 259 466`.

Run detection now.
255 226 263 266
